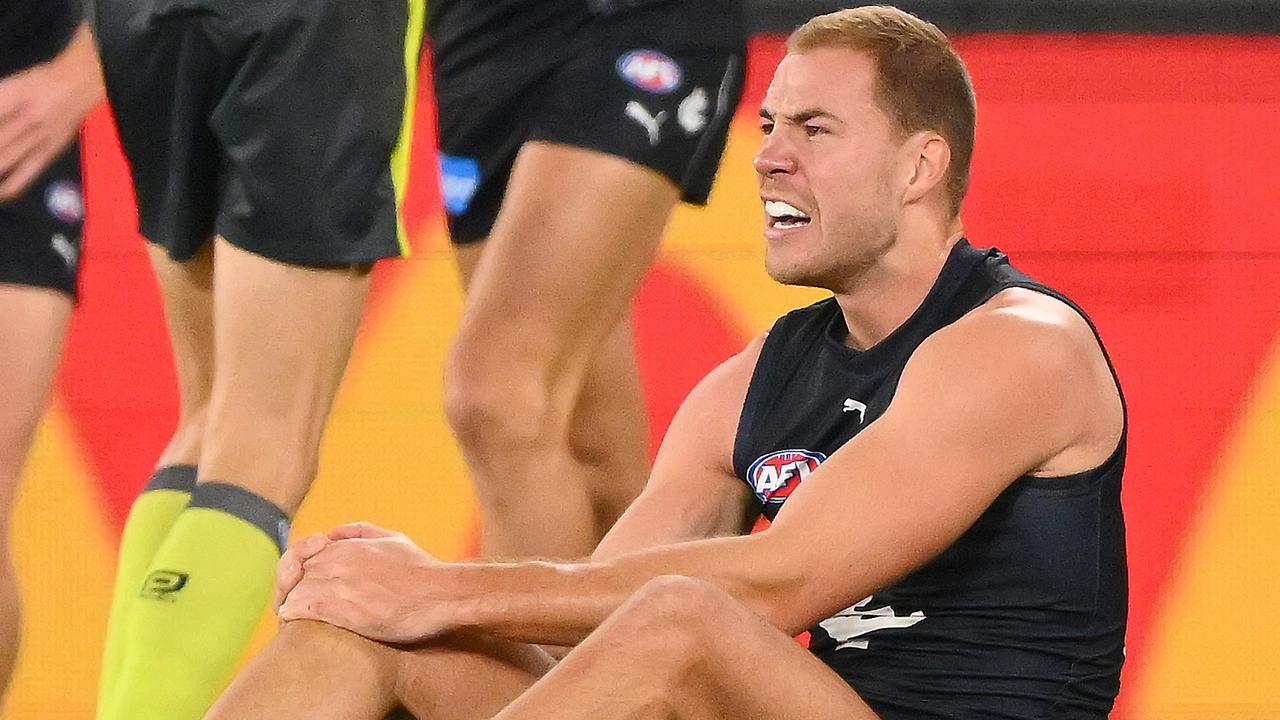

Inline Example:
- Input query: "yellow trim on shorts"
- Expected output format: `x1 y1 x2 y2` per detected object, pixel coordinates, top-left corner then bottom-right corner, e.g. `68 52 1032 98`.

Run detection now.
391 0 427 257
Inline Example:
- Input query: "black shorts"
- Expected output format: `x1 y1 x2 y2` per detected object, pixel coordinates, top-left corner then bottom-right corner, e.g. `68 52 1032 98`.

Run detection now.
94 0 425 266
432 7 746 245
0 143 83 299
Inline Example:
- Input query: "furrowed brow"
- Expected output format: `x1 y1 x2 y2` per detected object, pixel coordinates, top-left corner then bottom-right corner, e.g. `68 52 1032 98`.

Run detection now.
758 106 840 125
786 108 840 124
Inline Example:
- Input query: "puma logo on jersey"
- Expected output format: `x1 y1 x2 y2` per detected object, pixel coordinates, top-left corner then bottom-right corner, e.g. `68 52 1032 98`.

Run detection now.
677 87 709 135
625 101 668 146
819 597 927 650
50 233 78 269
747 449 826 504
842 398 866 423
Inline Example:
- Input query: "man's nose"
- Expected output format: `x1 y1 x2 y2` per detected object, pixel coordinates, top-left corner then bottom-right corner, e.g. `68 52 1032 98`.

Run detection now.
754 135 797 177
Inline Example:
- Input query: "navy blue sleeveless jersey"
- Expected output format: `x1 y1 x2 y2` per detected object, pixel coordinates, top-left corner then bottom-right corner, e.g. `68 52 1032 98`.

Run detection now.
733 240 1127 719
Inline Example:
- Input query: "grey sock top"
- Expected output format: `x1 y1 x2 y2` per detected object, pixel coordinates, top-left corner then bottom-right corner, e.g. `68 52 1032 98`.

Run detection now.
142 465 198 493
188 482 291 554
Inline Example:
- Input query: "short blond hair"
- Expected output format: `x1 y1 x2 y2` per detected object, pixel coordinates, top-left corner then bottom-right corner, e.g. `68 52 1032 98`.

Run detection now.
789 6 976 215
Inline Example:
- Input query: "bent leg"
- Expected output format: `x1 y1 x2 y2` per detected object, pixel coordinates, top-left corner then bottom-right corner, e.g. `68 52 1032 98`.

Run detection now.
496 576 880 720
208 620 553 720
0 285 72 697
445 143 676 559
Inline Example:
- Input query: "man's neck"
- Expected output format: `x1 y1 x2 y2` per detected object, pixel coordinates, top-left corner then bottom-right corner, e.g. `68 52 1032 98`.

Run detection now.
834 222 964 351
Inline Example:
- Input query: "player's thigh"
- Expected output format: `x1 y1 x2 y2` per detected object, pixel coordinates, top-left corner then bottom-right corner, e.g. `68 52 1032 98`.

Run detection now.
691 615 876 719
464 142 677 351
0 285 71 465
458 35 744 347
642 578 875 720
0 149 80 475
208 237 370 401
197 0 415 368
395 631 555 720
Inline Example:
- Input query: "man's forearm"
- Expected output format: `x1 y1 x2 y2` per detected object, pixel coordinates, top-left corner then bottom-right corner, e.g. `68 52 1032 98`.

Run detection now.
433 532 799 646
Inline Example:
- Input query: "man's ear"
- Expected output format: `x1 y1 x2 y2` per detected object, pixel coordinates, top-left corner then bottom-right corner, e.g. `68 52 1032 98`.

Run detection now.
902 132 951 205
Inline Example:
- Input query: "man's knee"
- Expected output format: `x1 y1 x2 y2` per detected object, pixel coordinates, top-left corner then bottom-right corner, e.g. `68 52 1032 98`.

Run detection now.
613 576 732 652
442 345 555 458
276 620 398 684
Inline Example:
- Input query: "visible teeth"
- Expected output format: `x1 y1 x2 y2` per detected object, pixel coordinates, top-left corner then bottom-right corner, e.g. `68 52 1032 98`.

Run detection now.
765 201 810 220
774 219 807 229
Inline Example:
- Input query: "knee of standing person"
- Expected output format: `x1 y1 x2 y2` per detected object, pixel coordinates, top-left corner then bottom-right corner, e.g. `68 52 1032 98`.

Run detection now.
442 349 557 460
565 416 621 470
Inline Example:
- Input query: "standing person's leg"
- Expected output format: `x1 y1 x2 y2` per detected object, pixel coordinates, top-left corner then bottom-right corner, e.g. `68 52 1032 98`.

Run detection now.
0 143 84 700
0 286 71 697
570 315 650 539
207 620 553 720
97 242 213 713
103 241 372 720
454 248 652 544
494 576 881 720
439 27 744 559
445 143 677 559
95 0 424 712
450 221 654 559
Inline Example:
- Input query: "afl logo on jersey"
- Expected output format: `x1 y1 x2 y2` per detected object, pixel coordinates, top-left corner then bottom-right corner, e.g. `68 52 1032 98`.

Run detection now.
44 181 84 224
616 50 683 94
748 449 826 505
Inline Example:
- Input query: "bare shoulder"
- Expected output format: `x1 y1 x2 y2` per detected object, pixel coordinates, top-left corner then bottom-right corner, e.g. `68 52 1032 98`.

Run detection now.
903 287 1123 476
931 287 1109 376
979 287 1100 345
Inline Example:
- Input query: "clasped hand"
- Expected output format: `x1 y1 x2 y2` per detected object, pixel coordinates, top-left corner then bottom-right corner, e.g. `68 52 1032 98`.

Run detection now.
275 522 452 644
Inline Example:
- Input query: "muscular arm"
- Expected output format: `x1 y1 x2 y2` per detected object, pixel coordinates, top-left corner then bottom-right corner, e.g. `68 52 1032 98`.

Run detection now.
590 334 763 561
282 292 1121 646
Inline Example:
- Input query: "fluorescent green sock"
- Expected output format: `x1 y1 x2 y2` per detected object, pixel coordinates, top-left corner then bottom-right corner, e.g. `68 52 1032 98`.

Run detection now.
101 482 289 720
97 465 197 716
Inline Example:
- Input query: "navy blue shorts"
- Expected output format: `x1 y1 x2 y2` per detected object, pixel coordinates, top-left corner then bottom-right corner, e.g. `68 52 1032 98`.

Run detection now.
432 6 745 244
0 142 83 299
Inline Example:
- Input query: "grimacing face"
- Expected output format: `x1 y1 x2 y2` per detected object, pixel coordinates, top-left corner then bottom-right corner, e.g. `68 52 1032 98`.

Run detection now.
754 48 908 291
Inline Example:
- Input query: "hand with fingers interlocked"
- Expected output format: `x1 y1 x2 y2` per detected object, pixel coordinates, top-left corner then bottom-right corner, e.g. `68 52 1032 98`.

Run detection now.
276 522 458 645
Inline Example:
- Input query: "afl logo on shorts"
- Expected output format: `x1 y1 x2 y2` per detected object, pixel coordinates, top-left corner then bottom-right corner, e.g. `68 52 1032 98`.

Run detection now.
44 181 84 224
748 449 826 505
616 50 683 94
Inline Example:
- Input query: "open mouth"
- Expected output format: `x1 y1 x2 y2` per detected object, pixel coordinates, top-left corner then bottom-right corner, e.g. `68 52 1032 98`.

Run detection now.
765 200 812 230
